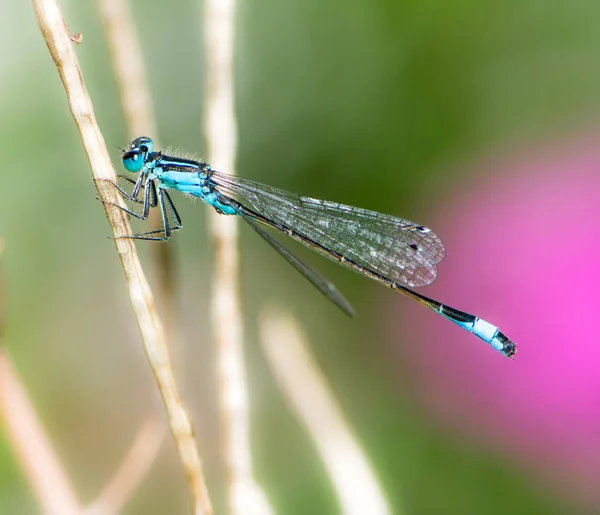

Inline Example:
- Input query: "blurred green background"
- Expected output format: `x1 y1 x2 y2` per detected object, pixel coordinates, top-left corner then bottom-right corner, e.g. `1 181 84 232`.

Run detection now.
2 0 600 514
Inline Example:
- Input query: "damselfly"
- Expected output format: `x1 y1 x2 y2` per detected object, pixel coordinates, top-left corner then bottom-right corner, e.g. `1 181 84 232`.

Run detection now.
107 137 517 358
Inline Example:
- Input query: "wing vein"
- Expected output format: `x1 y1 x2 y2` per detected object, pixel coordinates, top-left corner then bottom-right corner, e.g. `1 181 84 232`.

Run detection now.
212 172 445 288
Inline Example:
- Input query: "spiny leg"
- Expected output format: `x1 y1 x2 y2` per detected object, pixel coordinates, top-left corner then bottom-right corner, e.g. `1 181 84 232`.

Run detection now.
103 172 147 203
113 175 154 206
118 188 181 241
128 170 146 202
111 175 143 203
162 190 182 231
106 175 158 207
102 175 156 222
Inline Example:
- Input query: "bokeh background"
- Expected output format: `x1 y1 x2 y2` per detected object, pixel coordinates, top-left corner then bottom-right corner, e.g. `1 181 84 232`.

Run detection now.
2 0 600 514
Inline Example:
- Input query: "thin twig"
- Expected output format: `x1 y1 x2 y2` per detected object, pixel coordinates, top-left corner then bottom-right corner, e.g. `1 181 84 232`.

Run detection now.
202 0 273 513
97 0 158 138
95 1 173 508
0 240 82 515
84 419 165 515
260 309 393 515
0 350 83 515
98 0 177 346
33 1 212 513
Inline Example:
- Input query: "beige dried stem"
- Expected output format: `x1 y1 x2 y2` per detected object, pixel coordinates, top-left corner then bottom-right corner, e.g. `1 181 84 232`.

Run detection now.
98 0 177 345
202 0 274 513
33 0 212 513
260 309 393 515
0 239 82 515
0 349 82 515
93 0 175 509
84 418 164 515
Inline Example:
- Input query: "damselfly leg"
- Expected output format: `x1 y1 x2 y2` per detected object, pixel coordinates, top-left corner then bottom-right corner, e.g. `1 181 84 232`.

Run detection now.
102 176 183 240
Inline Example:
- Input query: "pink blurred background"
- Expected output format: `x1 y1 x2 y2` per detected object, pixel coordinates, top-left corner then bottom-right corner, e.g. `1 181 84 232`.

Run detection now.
395 129 600 509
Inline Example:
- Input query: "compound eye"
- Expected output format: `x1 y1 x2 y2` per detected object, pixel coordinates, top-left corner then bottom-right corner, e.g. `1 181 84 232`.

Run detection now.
122 150 144 172
130 136 154 154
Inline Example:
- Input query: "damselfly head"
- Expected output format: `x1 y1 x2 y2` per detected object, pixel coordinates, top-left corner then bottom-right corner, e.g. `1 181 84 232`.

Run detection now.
122 136 155 173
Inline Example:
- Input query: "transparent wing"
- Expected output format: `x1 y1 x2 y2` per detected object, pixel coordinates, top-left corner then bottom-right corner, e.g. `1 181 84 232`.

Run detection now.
242 213 356 317
212 172 445 288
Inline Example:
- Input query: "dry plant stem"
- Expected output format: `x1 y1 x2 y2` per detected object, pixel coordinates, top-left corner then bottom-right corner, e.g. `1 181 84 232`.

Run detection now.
203 0 273 513
98 0 157 138
0 240 82 515
0 350 82 515
33 1 213 513
84 419 165 515
260 310 393 515
98 0 177 348
98 2 173 504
